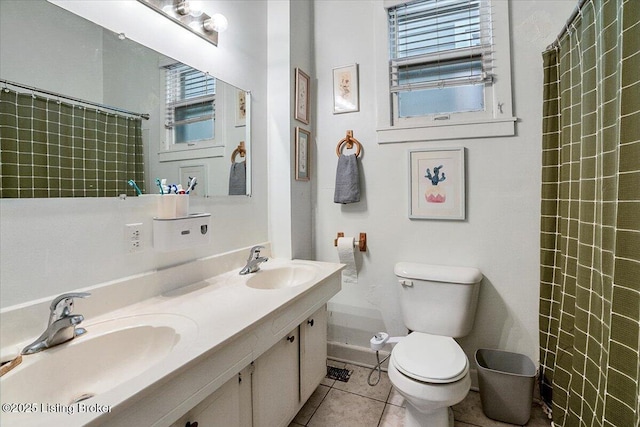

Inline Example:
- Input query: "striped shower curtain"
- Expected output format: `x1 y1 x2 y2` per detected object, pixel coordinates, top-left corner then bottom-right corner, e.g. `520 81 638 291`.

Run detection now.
539 1 639 426
0 88 144 198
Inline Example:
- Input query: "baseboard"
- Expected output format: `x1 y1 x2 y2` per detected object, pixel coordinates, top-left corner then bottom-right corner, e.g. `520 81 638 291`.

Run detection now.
327 341 390 370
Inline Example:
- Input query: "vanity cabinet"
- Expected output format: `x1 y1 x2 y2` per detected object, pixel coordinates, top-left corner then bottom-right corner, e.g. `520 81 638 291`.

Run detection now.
168 305 328 427
252 305 328 427
252 328 300 427
300 305 328 402
170 365 253 427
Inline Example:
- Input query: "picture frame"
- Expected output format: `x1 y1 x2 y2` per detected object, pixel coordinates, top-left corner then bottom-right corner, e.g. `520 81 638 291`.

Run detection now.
235 89 246 127
179 164 207 198
294 68 310 125
332 64 359 114
295 127 310 181
409 148 465 220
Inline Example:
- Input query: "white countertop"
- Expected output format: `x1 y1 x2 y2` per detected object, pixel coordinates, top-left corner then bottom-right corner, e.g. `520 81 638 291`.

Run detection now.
0 255 343 426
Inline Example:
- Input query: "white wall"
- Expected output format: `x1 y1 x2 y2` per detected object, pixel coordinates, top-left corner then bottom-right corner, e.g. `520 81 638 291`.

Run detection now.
290 0 314 261
311 0 577 365
267 0 314 260
0 0 268 308
267 0 294 259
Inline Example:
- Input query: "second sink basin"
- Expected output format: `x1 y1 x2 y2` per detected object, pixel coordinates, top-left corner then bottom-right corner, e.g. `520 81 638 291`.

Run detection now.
0 314 197 411
245 262 319 290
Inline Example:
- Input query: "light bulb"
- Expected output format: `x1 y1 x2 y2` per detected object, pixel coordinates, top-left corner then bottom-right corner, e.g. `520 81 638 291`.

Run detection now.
175 0 190 16
188 1 204 17
203 13 228 33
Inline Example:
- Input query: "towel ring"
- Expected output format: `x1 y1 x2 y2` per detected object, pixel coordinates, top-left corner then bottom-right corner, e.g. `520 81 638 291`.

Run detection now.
231 141 246 163
336 130 362 158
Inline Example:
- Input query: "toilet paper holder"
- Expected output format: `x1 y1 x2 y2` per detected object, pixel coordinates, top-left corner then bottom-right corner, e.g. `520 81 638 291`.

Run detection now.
333 232 367 252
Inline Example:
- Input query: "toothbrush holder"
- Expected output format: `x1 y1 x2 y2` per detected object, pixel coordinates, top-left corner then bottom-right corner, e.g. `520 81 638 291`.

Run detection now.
157 194 177 219
175 194 189 218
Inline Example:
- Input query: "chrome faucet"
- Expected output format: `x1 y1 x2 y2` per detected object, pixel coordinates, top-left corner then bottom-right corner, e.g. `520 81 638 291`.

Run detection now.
22 292 90 355
239 245 268 275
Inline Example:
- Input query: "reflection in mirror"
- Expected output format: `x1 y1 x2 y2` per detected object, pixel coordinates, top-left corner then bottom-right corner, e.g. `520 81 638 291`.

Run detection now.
0 0 250 198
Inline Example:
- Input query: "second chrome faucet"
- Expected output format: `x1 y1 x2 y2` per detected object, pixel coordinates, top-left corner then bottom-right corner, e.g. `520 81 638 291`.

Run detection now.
239 245 268 275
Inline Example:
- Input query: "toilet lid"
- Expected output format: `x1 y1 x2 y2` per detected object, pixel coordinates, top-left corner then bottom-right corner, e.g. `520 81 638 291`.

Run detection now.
391 332 468 383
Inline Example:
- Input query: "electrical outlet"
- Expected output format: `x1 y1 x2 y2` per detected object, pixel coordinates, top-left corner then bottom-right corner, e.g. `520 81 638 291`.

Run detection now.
129 240 142 251
124 223 143 253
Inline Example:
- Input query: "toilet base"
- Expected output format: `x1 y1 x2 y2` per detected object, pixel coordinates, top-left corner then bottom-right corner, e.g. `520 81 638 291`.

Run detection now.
405 404 454 427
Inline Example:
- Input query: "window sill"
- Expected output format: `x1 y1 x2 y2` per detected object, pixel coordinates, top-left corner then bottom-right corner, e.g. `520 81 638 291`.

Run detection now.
377 117 517 144
158 145 225 162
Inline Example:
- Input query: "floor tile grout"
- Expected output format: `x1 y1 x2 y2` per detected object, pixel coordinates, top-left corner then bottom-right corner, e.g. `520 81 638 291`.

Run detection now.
302 388 328 427
375 387 394 427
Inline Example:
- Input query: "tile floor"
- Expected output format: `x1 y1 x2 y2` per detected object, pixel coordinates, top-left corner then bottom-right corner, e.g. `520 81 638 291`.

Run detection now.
290 361 552 427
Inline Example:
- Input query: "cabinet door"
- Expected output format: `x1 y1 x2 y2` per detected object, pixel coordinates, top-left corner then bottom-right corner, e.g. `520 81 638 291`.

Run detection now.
252 328 300 427
171 365 252 427
300 305 328 402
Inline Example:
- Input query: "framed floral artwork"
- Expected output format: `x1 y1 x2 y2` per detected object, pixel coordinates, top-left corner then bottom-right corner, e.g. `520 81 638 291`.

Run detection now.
295 127 310 181
295 68 310 124
332 64 359 114
235 89 246 127
409 148 465 220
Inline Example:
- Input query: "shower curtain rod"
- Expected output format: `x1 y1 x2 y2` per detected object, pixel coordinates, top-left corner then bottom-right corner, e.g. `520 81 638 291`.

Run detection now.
546 0 589 50
0 78 150 120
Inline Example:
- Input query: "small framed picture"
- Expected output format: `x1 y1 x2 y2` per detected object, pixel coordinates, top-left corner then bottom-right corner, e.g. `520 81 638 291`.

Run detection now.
333 64 359 114
235 89 246 127
409 148 466 220
295 127 310 181
295 68 310 125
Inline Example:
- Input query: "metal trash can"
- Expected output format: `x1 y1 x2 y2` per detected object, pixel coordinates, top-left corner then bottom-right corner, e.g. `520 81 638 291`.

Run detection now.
475 348 536 425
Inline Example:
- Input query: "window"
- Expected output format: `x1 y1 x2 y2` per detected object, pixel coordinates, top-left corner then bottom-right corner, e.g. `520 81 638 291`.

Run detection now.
389 0 492 118
164 63 217 148
376 0 515 143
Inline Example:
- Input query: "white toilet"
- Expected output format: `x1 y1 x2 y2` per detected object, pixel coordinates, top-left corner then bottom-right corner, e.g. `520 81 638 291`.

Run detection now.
387 262 482 427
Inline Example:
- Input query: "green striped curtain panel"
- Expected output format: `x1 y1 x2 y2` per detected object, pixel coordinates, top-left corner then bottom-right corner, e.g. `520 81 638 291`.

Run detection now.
539 0 639 426
0 89 144 198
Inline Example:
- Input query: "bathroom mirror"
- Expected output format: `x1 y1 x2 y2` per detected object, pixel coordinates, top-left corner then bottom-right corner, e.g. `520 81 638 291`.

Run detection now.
0 0 251 198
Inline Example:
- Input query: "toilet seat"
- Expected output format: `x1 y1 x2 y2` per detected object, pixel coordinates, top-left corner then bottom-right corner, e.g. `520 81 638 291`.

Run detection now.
391 332 468 384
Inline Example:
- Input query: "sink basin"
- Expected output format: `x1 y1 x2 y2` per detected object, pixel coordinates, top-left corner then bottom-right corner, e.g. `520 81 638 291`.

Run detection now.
0 314 196 410
245 263 319 290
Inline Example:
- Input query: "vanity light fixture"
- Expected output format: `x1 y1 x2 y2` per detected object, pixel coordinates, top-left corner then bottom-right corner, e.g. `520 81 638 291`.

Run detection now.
204 13 228 33
137 0 227 46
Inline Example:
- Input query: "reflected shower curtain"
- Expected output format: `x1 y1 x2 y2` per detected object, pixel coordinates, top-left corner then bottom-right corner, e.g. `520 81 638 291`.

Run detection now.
0 89 144 198
539 1 639 426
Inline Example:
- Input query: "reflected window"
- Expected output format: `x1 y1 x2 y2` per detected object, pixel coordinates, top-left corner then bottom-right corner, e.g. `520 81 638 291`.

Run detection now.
164 64 216 145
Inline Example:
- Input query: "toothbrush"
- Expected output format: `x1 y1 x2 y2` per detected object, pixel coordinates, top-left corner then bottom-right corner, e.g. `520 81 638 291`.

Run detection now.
127 179 142 196
186 177 197 194
155 178 164 195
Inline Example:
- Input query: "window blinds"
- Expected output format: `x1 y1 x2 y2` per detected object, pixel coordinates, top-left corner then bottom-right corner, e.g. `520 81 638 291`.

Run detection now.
388 0 493 93
164 63 216 130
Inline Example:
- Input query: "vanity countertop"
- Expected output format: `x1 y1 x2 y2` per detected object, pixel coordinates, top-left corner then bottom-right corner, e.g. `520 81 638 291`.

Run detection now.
0 255 343 426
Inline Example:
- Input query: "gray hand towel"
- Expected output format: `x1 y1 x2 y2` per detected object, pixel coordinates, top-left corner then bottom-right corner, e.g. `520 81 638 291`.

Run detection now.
334 154 360 204
229 161 246 195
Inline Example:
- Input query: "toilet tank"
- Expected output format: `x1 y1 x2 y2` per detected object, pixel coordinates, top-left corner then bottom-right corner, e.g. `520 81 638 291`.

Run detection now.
394 262 482 338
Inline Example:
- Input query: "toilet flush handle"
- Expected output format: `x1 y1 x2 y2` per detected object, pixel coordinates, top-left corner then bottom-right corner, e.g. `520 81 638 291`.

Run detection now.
399 279 413 287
